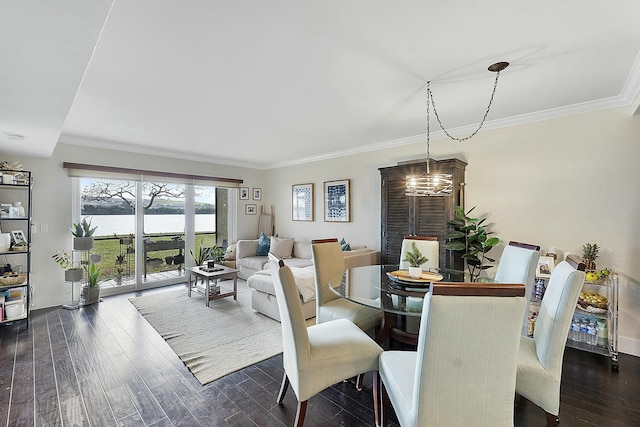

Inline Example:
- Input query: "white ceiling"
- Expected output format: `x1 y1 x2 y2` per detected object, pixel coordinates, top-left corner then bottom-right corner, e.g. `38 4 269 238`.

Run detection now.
2 1 640 169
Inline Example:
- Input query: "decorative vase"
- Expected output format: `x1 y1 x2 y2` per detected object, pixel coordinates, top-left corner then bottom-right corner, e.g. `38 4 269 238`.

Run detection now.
408 266 422 279
64 268 84 282
73 236 94 250
81 285 100 305
12 202 25 217
0 233 10 251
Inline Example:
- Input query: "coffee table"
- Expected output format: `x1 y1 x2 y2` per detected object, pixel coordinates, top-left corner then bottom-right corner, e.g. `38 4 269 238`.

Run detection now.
187 265 238 306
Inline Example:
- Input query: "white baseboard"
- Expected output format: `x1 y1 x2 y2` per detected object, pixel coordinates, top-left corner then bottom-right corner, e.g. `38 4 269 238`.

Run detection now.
619 335 640 357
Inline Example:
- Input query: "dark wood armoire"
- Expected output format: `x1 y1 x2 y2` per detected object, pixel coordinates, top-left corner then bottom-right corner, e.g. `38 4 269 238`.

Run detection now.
379 158 467 271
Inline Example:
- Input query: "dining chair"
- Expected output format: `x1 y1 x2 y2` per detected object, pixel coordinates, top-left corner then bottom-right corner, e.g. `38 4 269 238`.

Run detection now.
398 236 439 270
376 281 527 427
270 259 383 427
515 255 586 427
494 240 541 335
311 238 382 390
311 239 381 331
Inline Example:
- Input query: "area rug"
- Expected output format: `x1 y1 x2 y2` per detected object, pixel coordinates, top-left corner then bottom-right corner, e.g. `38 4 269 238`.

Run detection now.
129 283 283 385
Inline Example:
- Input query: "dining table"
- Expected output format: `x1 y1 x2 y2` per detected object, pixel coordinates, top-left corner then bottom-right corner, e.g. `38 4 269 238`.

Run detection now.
328 264 463 346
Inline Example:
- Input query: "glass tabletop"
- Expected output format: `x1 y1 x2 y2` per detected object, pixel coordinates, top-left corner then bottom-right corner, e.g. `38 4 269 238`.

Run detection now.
328 264 462 317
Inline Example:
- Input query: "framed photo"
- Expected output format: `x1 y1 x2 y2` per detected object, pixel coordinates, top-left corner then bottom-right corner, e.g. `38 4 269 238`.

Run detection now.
245 204 257 215
11 230 27 245
239 187 249 200
253 188 262 201
536 256 555 279
324 179 350 222
292 183 314 221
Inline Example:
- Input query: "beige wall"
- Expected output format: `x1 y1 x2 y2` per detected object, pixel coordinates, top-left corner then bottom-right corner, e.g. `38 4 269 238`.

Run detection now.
5 106 639 356
264 106 640 356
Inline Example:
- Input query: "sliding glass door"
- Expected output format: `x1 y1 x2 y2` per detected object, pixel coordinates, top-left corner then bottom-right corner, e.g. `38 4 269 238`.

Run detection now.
77 177 233 295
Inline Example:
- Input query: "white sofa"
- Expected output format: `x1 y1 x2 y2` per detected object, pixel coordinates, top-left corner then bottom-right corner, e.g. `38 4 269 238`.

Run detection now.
243 239 380 321
236 238 314 280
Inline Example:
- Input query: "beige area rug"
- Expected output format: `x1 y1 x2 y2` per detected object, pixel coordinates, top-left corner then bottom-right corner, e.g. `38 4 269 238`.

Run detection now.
129 282 283 385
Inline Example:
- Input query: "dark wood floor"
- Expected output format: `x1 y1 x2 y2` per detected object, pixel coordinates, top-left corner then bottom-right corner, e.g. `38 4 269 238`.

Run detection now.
1 283 639 427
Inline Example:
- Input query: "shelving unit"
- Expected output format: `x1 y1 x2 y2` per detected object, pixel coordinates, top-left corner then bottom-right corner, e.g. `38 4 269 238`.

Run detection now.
568 273 619 370
529 270 619 370
0 169 32 328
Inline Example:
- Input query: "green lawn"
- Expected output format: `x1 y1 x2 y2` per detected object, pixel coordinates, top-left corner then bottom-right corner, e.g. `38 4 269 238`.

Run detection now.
93 233 217 280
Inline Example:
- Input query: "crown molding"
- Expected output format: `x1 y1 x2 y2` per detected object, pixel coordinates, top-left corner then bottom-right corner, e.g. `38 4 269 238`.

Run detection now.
59 134 265 170
265 95 639 170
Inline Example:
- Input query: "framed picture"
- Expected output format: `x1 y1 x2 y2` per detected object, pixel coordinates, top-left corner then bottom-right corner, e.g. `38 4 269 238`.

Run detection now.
245 204 257 215
292 183 314 221
536 256 555 279
239 187 249 200
11 230 27 245
324 179 350 222
253 188 262 201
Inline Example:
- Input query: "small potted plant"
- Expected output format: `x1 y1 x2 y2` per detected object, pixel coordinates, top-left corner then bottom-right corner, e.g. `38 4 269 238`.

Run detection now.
403 241 428 278
52 250 83 282
582 242 599 271
71 217 98 250
81 263 101 304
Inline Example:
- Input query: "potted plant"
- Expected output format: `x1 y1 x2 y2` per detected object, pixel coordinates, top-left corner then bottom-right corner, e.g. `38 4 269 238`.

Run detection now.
115 266 125 285
52 250 83 282
71 217 97 250
82 263 101 304
403 241 428 278
190 246 213 266
445 206 499 282
582 242 599 270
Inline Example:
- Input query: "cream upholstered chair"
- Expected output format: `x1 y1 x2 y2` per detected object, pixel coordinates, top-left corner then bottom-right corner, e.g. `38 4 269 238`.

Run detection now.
376 282 527 427
311 238 382 390
311 239 381 331
494 240 541 335
270 260 383 427
515 256 586 427
398 236 439 270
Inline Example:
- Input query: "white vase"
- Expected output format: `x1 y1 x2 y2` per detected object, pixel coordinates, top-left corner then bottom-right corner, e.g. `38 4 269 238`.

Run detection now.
0 233 10 251
12 202 25 217
408 266 422 279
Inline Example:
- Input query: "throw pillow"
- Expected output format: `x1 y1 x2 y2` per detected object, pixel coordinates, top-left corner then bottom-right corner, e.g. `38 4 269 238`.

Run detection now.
256 232 270 256
224 243 236 261
270 236 295 259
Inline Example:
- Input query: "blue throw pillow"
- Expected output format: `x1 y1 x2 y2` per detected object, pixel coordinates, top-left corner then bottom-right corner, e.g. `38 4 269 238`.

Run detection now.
256 232 270 256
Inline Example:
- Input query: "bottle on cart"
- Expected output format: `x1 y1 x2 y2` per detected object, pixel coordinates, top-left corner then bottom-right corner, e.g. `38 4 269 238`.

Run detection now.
579 317 589 343
586 321 598 345
597 319 608 347
569 317 580 341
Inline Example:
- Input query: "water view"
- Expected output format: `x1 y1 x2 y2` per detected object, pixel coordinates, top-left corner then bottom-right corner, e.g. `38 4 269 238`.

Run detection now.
88 214 216 236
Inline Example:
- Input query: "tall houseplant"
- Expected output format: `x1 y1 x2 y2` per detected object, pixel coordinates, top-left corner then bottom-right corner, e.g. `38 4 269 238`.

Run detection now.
445 206 499 282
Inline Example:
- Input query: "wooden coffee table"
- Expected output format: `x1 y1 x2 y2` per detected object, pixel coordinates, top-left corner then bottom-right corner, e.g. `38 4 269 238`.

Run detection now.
187 265 238 306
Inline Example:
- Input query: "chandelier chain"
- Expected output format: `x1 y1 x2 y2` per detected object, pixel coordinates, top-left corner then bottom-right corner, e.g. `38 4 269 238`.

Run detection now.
428 71 502 142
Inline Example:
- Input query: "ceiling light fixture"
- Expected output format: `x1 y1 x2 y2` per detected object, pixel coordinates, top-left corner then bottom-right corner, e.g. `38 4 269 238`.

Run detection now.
406 61 509 197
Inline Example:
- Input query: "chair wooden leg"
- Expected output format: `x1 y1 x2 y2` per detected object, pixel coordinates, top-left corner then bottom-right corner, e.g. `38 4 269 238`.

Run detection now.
545 411 559 427
355 373 364 391
277 373 289 404
373 371 381 427
379 375 388 427
295 400 308 427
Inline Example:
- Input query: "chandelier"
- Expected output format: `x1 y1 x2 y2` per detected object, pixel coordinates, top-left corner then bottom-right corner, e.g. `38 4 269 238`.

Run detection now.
406 61 509 197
